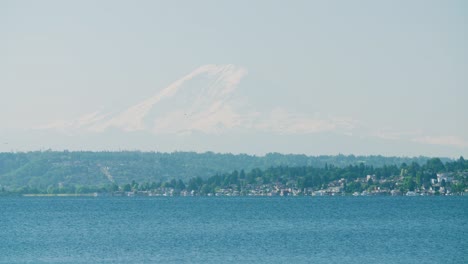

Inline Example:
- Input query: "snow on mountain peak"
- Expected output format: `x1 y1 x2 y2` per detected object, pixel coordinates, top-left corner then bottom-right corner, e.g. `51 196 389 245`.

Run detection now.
42 64 248 134
39 64 356 137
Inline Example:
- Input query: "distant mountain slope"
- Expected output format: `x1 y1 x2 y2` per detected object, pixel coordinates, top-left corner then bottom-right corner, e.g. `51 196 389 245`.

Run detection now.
0 151 449 189
38 64 355 140
40 64 249 134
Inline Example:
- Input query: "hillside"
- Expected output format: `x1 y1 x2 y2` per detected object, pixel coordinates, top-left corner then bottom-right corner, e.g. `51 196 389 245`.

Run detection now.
0 151 449 190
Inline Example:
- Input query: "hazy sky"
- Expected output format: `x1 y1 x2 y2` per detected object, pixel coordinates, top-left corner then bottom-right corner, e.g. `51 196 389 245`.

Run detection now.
1 0 467 157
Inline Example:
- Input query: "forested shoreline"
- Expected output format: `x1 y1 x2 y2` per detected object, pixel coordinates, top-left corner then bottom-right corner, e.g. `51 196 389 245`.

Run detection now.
0 151 466 196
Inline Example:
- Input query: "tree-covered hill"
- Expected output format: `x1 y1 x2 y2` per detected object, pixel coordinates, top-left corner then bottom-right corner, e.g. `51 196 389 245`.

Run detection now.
183 157 468 196
0 150 449 190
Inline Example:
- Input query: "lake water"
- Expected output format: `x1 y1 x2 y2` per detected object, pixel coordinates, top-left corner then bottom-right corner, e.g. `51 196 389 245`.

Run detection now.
0 197 466 263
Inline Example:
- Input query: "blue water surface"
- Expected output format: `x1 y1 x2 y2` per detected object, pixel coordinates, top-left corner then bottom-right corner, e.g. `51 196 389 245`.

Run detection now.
0 196 467 263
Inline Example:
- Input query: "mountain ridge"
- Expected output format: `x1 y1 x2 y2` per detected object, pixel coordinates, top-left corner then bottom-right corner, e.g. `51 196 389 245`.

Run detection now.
0 150 452 189
38 64 355 137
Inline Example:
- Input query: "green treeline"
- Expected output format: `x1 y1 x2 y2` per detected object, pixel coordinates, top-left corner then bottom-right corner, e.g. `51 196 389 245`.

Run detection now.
1 155 466 196
177 157 467 195
0 150 438 191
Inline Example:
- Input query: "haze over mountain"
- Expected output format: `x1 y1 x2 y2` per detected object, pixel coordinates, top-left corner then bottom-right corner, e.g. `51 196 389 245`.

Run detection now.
11 62 465 158
39 64 355 136
1 1 467 157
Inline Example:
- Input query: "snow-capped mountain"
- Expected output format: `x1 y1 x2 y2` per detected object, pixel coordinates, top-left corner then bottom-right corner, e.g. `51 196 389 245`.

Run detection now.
40 64 355 137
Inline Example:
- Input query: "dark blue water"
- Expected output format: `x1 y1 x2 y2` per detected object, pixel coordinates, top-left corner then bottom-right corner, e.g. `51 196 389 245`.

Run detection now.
1 197 466 263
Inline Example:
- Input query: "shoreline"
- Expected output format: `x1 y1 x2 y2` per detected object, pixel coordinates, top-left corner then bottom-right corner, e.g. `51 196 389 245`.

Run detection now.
15 192 468 197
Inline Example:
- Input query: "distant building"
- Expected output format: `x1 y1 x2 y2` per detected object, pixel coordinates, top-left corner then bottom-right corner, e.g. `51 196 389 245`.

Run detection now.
437 173 453 183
